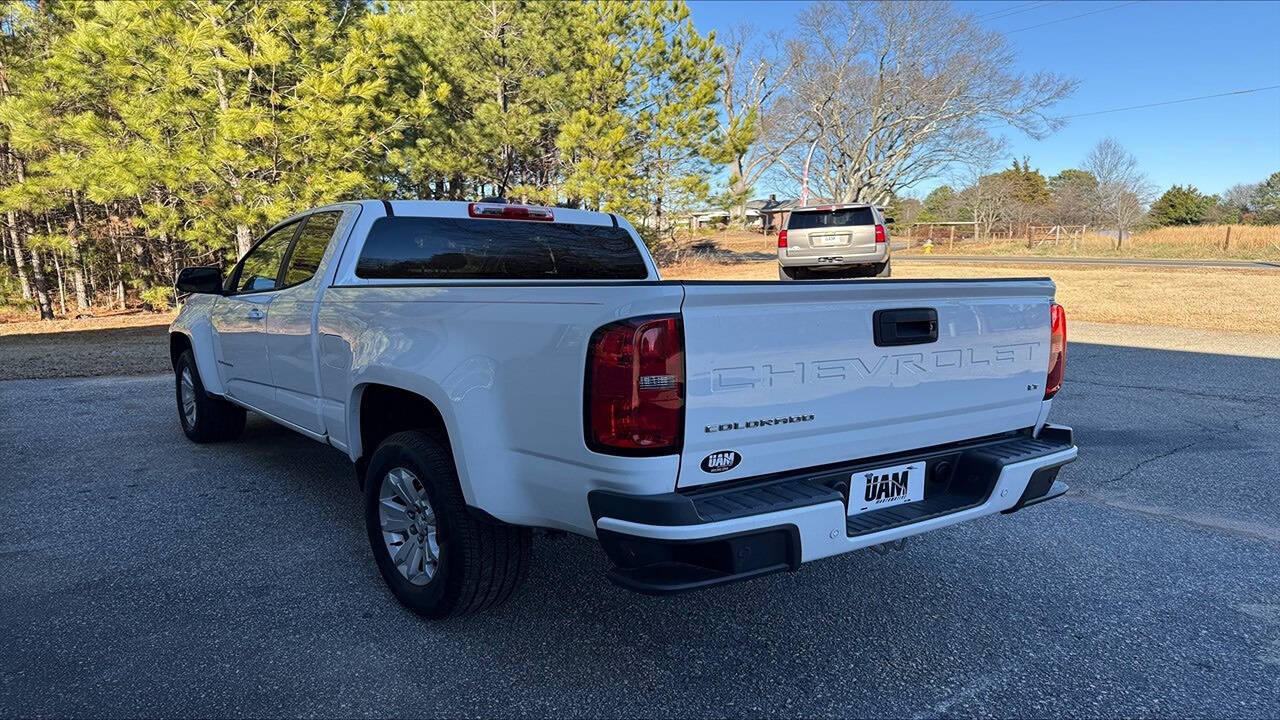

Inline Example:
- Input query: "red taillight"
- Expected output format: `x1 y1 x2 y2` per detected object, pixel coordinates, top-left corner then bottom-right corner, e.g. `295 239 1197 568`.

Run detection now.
1045 303 1066 399
874 224 886 243
585 316 684 455
778 230 788 248
467 202 554 221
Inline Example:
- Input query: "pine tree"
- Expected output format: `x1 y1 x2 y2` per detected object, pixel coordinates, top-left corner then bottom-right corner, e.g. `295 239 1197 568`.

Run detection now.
1148 184 1216 226
630 0 721 237
0 0 723 319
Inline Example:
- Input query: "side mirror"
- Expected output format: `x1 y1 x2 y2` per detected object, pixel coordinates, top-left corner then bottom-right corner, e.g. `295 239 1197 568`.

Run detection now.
175 266 223 295
884 217 896 224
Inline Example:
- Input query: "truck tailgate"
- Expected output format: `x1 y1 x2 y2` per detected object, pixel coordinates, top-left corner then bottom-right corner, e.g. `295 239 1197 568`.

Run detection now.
677 279 1055 488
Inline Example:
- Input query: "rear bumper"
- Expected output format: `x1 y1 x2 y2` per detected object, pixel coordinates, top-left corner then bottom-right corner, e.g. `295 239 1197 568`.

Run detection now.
778 243 888 267
590 425 1076 594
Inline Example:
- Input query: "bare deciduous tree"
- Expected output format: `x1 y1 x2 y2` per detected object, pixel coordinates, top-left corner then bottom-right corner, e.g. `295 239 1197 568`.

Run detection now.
959 166 1015 240
1220 182 1260 221
717 24 803 222
775 0 1075 205
1083 138 1152 249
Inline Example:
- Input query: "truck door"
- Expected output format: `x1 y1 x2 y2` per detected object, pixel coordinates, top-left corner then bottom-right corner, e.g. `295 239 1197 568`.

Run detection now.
211 220 301 411
264 209 346 434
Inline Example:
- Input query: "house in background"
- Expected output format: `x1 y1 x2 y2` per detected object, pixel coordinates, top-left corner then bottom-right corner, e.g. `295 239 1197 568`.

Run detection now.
685 194 829 233
685 206 760 229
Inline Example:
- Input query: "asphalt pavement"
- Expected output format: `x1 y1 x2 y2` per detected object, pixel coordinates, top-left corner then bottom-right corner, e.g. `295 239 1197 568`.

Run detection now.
2 334 1278 717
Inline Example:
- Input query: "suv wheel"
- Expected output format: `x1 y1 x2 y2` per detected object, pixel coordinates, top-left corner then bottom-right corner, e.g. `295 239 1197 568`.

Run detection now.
364 431 531 618
175 349 245 443
876 258 892 277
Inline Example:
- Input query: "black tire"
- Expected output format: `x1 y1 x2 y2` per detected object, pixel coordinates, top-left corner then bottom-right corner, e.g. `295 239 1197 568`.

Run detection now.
875 257 892 277
364 431 531 618
175 349 246 443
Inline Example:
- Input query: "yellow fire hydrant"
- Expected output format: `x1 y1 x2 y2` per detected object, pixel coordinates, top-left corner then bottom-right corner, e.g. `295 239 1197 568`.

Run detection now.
922 238 933 254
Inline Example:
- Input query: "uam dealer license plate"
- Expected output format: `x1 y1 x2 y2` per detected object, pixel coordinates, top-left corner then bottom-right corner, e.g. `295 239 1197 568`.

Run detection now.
848 461 926 516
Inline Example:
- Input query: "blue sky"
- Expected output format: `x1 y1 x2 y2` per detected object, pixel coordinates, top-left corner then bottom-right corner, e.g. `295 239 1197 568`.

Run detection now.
687 0 1280 199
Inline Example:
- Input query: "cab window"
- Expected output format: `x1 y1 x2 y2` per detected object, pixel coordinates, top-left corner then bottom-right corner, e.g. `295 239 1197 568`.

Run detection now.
232 221 300 294
355 217 648 280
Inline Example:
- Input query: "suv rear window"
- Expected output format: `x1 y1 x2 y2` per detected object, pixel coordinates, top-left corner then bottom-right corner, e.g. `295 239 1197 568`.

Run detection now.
787 207 875 230
355 217 649 280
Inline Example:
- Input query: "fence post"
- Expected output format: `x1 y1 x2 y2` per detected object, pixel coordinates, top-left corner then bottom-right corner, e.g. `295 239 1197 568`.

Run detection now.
1224 226 1232 251
949 225 955 251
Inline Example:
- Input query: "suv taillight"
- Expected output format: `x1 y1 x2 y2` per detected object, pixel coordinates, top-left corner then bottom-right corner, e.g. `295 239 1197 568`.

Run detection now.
778 229 788 248
874 224 886 243
1045 303 1066 399
585 316 684 455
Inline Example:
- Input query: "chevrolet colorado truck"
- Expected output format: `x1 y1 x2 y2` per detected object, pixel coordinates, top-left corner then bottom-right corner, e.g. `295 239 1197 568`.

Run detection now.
169 199 1075 618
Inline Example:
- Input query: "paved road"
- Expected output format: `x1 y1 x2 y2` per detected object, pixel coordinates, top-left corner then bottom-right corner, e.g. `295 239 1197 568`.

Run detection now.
3 338 1279 717
897 254 1280 269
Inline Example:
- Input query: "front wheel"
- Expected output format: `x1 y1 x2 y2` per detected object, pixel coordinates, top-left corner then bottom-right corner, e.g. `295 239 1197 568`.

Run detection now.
175 349 245 443
364 431 531 618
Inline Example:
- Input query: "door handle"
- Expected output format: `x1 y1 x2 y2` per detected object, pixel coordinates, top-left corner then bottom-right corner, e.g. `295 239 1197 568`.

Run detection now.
245 308 265 321
873 308 938 346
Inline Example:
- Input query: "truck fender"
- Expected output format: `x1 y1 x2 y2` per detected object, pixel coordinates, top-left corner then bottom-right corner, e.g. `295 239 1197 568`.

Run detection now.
345 368 476 505
172 312 225 396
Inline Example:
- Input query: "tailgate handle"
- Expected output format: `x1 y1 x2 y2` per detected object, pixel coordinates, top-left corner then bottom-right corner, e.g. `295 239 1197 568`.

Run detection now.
874 308 938 347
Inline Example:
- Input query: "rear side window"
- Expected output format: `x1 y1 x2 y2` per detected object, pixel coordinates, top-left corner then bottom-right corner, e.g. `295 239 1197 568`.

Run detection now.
355 217 649 280
283 211 342 287
787 207 875 230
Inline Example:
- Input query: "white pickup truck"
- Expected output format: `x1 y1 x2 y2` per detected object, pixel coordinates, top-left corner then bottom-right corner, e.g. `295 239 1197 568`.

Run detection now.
170 200 1076 618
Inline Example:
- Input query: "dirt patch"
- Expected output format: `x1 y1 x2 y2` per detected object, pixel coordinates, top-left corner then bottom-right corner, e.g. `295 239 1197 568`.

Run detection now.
0 312 175 380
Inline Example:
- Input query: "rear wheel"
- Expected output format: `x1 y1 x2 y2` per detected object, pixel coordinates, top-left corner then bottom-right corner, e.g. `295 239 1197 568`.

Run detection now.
175 349 245 443
875 258 892 277
364 431 531 618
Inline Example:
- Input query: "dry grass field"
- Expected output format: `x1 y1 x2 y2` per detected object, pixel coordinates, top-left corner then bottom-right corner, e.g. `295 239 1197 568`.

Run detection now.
661 257 1280 335
675 224 1280 261
900 224 1280 260
660 227 1280 335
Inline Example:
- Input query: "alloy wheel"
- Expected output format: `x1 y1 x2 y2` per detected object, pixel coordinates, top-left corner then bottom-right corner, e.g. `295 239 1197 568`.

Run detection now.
378 467 440 585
